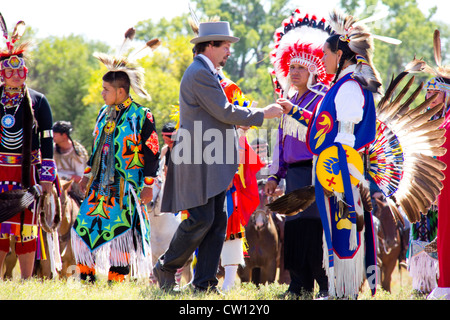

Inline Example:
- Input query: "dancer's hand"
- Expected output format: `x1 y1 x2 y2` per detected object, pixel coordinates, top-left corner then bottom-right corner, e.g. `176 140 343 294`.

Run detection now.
264 180 278 196
276 98 294 114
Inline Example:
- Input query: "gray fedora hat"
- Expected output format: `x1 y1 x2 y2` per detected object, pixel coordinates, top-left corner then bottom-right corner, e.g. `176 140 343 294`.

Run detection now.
190 21 240 44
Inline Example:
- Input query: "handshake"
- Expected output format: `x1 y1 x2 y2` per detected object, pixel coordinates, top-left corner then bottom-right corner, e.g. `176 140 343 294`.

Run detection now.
262 98 295 119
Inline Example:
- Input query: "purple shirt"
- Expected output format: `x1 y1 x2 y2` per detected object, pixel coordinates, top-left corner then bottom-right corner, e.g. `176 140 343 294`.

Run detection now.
269 84 327 182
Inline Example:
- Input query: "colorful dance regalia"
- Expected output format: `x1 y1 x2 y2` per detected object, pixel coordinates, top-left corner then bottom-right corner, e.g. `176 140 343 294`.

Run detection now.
289 69 377 298
225 134 264 242
435 113 450 297
408 207 438 293
0 83 55 255
422 30 450 299
268 84 327 185
71 97 159 278
220 74 264 263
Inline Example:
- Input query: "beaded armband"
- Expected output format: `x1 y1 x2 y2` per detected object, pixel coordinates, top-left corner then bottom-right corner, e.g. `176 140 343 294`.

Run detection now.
41 129 53 139
288 105 313 126
40 159 57 182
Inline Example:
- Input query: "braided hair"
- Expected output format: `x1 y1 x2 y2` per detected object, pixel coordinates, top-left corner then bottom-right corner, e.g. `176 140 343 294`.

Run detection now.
52 120 80 156
326 34 357 85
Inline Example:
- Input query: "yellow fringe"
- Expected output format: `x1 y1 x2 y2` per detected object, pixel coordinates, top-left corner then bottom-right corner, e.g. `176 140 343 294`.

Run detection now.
39 227 47 260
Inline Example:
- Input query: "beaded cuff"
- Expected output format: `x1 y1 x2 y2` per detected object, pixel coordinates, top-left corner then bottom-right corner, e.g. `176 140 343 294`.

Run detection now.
40 159 57 182
268 175 280 183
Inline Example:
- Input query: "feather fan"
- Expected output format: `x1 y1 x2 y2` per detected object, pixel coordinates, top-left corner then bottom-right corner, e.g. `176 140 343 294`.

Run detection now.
266 185 316 216
0 186 41 223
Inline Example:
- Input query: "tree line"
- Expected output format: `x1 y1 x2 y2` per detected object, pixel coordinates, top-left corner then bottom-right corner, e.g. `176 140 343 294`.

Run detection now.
23 0 449 154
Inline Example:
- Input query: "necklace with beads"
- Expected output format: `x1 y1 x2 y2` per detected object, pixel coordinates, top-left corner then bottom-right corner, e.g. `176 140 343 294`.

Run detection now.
1 86 24 129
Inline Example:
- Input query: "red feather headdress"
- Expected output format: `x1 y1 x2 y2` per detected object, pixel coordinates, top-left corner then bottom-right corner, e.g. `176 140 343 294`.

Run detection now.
270 10 334 97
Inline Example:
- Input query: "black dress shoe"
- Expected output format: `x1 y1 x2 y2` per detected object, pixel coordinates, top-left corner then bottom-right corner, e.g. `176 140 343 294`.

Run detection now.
153 260 176 291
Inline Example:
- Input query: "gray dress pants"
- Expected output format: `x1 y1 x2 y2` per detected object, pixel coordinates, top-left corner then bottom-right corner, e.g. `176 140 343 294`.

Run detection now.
159 191 227 289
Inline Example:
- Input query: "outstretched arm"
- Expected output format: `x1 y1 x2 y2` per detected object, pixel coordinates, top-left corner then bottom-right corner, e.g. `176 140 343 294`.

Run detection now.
277 98 312 127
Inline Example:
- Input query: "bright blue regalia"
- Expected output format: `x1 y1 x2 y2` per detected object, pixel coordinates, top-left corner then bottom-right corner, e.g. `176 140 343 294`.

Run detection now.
311 73 377 297
72 98 159 277
291 72 378 297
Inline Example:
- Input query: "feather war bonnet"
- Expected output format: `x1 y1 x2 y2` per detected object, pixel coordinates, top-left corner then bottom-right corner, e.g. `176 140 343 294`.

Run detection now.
270 9 334 98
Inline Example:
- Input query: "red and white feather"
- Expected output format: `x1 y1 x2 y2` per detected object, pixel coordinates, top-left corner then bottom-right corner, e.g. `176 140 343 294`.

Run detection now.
270 10 334 96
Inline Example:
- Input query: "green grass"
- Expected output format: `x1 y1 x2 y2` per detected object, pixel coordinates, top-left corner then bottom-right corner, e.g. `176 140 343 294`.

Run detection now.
0 266 427 300
0 277 290 300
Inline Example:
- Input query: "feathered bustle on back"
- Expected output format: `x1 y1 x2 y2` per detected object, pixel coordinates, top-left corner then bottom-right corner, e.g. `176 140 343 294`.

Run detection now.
369 65 448 223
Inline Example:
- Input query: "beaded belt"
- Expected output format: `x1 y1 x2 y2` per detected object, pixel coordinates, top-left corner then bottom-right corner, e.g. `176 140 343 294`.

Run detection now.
0 150 41 165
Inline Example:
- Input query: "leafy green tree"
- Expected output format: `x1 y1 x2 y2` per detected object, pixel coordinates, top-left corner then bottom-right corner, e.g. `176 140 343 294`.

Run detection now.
187 0 293 143
27 35 109 148
80 33 192 149
192 0 290 87
340 0 450 87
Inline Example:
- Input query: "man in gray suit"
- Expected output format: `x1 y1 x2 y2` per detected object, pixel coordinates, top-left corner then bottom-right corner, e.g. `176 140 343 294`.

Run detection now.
155 21 282 292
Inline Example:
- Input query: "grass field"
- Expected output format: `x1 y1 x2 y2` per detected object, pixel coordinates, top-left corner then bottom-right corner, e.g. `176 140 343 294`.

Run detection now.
0 263 425 300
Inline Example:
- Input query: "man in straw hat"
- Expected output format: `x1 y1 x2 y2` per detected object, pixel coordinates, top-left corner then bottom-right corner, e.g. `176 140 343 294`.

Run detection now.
155 20 283 293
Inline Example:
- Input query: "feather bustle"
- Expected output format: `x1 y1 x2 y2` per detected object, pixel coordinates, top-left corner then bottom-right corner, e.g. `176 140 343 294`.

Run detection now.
399 196 420 223
416 153 447 170
386 197 404 226
393 84 424 118
434 29 442 67
377 72 408 111
373 66 447 224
